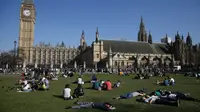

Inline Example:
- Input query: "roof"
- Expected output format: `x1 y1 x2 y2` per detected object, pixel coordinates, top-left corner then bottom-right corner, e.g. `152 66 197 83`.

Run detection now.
102 40 170 54
22 0 34 5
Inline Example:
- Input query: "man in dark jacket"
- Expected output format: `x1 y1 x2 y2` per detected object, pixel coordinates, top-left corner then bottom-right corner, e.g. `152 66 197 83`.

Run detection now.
73 84 84 98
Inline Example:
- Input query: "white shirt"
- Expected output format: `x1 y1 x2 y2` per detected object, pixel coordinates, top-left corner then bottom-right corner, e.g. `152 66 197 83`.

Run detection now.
42 77 46 82
170 78 175 83
23 80 28 85
168 94 177 99
23 84 31 90
78 78 83 84
145 96 159 103
63 88 71 98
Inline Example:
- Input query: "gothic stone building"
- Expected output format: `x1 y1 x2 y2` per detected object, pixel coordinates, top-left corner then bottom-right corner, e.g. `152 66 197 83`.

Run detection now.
18 0 78 68
76 18 200 69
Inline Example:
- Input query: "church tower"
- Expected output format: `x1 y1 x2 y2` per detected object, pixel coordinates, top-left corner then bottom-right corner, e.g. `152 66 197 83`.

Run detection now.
138 17 148 42
18 0 36 64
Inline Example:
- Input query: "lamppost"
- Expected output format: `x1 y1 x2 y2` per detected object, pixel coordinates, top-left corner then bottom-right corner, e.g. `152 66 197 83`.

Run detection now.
14 41 17 70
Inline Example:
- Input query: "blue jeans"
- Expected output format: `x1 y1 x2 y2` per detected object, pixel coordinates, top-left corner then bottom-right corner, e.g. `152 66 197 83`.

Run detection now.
120 93 133 99
23 89 32 92
71 102 94 108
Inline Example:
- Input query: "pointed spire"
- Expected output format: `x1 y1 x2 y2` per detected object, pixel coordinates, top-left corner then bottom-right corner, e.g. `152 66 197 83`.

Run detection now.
140 16 144 28
181 35 184 41
80 30 85 46
186 32 192 46
95 27 99 42
61 41 65 47
175 31 180 40
148 31 152 44
81 30 85 39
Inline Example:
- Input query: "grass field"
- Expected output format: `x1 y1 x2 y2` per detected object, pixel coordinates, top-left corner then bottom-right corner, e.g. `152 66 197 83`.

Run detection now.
0 74 200 112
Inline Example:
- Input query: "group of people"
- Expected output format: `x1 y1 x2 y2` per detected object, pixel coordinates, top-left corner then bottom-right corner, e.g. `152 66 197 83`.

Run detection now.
63 84 84 100
90 75 121 91
17 76 50 92
63 75 121 100
66 88 200 110
113 88 200 107
157 76 175 86
14 70 199 111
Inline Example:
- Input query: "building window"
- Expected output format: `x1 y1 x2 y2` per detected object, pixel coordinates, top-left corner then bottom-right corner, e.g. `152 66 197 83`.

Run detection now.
121 61 124 66
115 61 118 66
96 54 99 58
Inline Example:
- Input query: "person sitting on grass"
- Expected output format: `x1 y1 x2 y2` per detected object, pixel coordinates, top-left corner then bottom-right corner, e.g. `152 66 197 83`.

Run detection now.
73 84 84 98
66 101 116 111
99 80 105 87
17 82 32 92
113 88 146 100
157 78 169 86
40 77 49 90
92 80 101 90
102 80 112 90
113 80 121 88
169 77 175 85
91 75 97 83
63 84 73 100
77 76 84 85
137 95 180 107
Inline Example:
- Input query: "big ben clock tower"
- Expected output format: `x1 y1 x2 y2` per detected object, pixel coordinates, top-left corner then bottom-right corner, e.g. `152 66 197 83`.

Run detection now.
18 0 36 65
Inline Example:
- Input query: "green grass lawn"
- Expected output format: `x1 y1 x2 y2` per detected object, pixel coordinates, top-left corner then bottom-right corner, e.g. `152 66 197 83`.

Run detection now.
0 74 200 112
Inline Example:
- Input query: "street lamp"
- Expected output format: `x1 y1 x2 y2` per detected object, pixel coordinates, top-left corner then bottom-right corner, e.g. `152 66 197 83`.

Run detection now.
14 41 17 69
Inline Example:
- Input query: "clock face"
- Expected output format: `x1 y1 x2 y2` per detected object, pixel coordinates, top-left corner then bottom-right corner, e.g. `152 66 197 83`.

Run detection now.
23 10 31 17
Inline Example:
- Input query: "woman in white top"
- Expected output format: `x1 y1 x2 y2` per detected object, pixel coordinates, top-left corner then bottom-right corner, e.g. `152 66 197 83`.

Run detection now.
63 84 73 100
77 76 84 85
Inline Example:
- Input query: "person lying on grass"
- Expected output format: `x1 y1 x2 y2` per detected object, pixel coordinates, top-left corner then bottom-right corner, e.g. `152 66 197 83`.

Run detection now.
160 91 200 102
73 84 84 98
137 95 180 107
66 101 116 111
113 88 147 100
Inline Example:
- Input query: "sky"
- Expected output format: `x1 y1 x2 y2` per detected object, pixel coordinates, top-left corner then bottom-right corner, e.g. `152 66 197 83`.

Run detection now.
0 0 200 51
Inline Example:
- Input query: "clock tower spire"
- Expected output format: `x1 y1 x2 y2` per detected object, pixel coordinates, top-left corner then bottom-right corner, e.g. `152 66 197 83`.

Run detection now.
18 0 36 65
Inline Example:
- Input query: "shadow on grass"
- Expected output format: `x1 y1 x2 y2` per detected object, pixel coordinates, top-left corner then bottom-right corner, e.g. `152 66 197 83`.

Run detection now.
84 87 93 90
53 95 63 99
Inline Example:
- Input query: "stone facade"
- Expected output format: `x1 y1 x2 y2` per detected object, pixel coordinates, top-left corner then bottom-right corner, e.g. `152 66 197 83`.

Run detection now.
31 44 78 68
77 18 200 69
